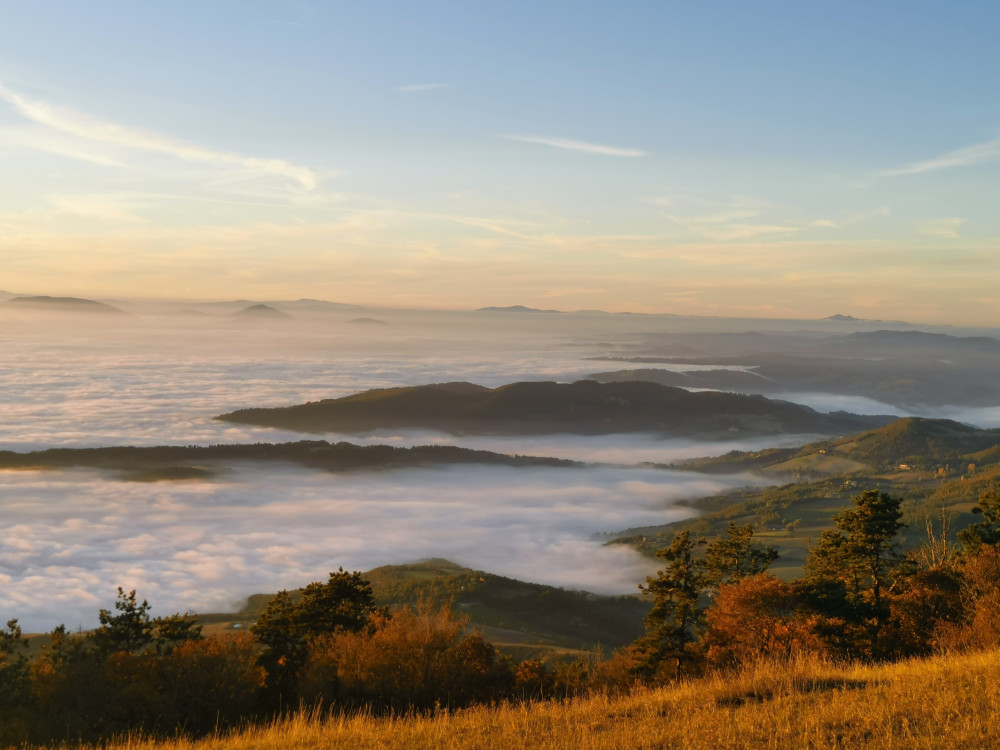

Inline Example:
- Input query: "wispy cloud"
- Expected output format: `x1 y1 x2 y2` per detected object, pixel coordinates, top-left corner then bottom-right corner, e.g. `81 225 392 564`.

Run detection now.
645 193 797 241
0 81 320 190
0 125 127 167
918 217 966 238
876 133 1000 178
395 83 451 93
497 134 646 157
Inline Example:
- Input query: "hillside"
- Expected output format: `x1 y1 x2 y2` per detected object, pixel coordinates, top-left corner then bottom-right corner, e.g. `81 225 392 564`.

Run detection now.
678 417 1000 476
216 379 892 438
51 648 1000 749
230 559 647 655
611 417 1000 575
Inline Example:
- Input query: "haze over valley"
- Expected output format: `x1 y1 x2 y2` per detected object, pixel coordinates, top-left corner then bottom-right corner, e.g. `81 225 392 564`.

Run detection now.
2 300 1000 630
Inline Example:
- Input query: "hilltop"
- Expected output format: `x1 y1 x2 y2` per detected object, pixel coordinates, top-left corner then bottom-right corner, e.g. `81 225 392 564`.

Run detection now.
216 379 892 438
232 303 293 320
476 305 562 313
196 298 364 313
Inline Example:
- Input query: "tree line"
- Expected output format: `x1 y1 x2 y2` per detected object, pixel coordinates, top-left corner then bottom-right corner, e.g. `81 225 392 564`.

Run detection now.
631 487 1000 680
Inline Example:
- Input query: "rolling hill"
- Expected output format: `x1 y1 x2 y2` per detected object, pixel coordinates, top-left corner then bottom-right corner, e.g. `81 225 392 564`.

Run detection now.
228 558 648 655
216 379 893 438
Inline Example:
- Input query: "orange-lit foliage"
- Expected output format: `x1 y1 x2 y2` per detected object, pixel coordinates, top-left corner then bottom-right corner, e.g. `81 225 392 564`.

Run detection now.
937 546 1000 651
159 632 265 734
701 574 821 668
299 603 513 711
885 566 963 656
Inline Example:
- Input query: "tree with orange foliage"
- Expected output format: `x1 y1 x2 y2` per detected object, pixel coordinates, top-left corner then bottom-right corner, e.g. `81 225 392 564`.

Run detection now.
299 602 513 711
701 573 820 669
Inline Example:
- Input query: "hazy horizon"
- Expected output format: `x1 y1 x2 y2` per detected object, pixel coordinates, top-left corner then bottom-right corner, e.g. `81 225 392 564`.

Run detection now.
2 2 998 324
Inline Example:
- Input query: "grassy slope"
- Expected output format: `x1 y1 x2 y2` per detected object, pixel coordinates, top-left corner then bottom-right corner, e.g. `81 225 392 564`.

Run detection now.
59 648 1000 750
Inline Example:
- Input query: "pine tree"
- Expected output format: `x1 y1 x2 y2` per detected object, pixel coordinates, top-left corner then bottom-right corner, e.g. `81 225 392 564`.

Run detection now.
632 531 707 681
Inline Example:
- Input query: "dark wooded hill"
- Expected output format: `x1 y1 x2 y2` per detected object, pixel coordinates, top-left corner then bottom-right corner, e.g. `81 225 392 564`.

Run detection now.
216 379 894 438
0 440 579 480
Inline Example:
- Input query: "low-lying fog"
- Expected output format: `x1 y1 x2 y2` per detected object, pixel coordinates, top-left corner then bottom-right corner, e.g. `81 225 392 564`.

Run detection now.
0 463 762 631
3 303 1000 630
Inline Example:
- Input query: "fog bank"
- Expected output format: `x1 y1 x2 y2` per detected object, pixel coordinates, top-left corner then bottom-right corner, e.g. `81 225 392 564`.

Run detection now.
0 463 762 631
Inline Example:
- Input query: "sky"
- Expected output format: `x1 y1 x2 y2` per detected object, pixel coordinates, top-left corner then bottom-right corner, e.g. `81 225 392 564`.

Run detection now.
0 1 998 324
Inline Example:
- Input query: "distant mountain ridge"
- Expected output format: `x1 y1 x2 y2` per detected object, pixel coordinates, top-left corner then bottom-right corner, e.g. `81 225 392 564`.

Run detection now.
476 305 562 313
216 379 894 438
5 296 127 315
201 298 364 313
589 328 1000 409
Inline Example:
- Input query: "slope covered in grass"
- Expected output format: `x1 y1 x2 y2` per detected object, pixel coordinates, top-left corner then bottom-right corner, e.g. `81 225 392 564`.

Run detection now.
53 648 1000 750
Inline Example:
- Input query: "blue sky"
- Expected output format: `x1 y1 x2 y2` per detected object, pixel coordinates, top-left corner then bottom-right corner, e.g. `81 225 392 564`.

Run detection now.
0 1 998 322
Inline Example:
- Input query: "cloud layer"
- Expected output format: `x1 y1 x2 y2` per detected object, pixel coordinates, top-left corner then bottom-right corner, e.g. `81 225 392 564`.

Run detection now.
0 463 758 631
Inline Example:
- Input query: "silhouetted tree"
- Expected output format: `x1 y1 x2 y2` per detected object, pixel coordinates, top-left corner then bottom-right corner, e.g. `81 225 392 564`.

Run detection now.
94 588 153 655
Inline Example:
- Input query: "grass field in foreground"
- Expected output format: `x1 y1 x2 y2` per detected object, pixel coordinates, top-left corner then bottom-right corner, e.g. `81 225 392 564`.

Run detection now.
56 647 1000 750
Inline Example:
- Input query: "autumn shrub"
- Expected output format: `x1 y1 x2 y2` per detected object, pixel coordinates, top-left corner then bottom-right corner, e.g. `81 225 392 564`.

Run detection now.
299 603 513 712
885 565 964 656
158 632 266 733
937 546 1000 651
700 573 821 669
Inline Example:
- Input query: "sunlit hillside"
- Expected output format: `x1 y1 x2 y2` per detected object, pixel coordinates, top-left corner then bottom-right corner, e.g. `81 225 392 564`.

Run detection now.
53 648 1000 750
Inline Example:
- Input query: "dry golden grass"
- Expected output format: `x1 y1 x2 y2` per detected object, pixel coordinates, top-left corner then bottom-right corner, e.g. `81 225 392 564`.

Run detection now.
55 648 1000 750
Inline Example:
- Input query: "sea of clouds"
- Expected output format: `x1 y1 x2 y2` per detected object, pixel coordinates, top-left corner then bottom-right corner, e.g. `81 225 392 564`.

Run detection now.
3 310 986 630
0 462 761 630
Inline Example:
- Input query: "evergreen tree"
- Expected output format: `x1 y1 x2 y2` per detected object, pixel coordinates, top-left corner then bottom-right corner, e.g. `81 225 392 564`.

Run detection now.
803 489 904 657
958 485 1000 551
704 523 778 586
0 619 30 711
252 568 379 702
94 588 153 655
632 531 707 681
